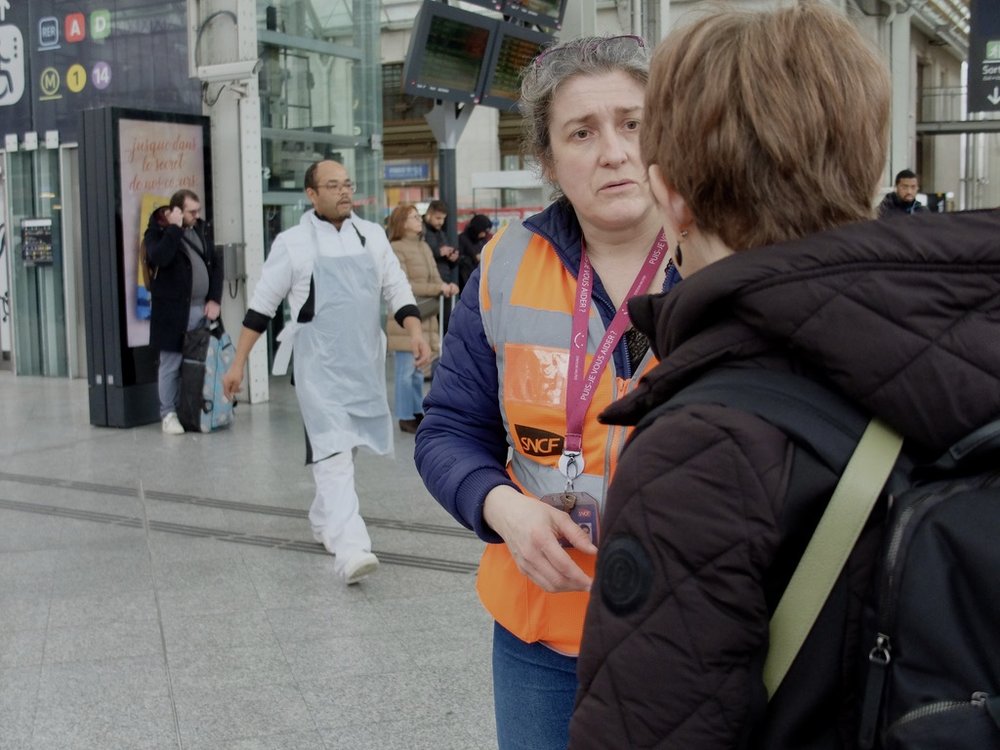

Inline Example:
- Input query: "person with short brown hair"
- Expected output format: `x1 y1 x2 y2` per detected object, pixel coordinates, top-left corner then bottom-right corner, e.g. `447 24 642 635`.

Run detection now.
639 2 889 253
571 4 1000 748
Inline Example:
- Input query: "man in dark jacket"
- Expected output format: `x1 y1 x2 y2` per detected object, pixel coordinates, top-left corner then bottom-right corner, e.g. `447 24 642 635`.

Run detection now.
422 199 458 282
877 168 924 217
143 189 222 434
423 199 459 333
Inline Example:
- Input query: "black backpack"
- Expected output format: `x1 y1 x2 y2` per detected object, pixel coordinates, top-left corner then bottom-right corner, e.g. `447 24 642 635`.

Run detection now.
636 368 1000 749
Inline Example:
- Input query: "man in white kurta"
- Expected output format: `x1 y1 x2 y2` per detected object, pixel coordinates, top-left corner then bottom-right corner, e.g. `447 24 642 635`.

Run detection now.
223 160 430 584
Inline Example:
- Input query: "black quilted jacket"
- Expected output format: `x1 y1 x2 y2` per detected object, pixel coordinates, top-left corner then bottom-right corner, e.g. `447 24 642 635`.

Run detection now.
570 210 1000 749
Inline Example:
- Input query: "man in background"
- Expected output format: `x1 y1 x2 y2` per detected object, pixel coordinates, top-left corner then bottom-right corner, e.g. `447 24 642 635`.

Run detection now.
223 160 430 585
144 189 222 435
423 199 459 334
878 169 924 217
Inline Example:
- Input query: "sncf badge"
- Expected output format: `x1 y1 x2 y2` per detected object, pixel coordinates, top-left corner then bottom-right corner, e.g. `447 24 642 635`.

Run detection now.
514 425 564 457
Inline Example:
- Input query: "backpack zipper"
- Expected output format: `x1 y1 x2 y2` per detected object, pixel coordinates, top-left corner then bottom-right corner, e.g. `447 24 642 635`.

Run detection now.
859 475 998 748
887 691 992 733
859 485 949 747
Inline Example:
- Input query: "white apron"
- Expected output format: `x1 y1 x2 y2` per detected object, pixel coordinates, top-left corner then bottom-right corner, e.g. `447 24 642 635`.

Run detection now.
292 252 393 458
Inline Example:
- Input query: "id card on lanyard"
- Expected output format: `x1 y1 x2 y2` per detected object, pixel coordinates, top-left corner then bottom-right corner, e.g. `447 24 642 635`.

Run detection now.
539 230 668 545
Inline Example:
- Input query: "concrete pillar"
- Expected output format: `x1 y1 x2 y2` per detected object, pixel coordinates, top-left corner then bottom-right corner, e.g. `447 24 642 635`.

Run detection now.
889 9 914 181
191 0 267 402
562 0 597 38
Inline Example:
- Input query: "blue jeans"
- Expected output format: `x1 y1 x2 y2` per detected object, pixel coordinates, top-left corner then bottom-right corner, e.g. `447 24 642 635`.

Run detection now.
492 621 578 750
157 305 204 417
393 350 424 420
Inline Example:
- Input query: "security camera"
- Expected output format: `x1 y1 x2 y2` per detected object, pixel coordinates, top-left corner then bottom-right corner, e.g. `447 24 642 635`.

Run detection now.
196 59 262 83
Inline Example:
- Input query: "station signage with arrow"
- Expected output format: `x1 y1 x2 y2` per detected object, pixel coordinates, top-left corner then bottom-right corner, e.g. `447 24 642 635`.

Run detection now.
968 0 1000 114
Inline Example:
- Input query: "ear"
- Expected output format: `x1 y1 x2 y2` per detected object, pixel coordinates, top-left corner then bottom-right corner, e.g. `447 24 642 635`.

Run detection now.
648 164 693 233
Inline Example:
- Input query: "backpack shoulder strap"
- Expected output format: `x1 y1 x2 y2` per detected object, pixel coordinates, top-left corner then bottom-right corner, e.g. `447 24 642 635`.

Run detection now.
764 417 901 698
634 368 903 699
635 368 870 473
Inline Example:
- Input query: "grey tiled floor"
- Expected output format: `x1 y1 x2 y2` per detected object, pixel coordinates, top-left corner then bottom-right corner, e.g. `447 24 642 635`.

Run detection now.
0 371 496 750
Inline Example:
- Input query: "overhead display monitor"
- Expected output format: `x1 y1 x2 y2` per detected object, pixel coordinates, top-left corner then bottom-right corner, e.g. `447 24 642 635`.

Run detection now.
502 0 568 31
480 24 552 111
402 2 497 105
460 0 505 10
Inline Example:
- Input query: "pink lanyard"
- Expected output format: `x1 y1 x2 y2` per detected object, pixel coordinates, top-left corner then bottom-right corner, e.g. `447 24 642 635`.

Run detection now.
561 230 668 480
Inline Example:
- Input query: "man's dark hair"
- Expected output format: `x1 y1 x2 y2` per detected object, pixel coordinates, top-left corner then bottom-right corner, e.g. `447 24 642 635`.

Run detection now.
894 169 917 184
169 189 200 210
303 161 321 191
425 199 448 215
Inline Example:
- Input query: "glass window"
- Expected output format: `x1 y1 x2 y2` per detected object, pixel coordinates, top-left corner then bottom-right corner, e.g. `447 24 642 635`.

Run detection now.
5 150 67 376
256 0 383 221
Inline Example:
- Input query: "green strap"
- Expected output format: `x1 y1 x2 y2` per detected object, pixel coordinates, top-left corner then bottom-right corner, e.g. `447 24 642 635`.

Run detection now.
764 418 904 700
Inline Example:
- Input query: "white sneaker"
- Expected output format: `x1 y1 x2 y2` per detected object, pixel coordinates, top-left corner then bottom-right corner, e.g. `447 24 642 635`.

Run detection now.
162 412 184 435
341 552 379 585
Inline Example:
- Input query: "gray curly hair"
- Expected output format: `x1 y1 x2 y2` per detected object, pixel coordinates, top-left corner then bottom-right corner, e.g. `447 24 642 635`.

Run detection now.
518 35 650 195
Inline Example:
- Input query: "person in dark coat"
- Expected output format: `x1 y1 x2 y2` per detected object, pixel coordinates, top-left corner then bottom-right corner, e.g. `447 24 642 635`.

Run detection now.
570 5 1000 749
143 189 222 434
877 168 924 217
422 199 458 283
457 213 491 290
423 199 459 332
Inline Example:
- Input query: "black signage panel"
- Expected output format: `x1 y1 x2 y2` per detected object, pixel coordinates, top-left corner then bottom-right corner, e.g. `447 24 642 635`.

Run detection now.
21 218 54 266
969 0 1000 114
0 0 32 135
0 0 201 140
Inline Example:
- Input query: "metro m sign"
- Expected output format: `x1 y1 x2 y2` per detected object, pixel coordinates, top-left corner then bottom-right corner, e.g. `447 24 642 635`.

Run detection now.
968 0 1000 114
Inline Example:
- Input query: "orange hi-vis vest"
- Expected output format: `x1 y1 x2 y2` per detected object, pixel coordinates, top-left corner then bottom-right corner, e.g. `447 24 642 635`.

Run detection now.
476 221 659 655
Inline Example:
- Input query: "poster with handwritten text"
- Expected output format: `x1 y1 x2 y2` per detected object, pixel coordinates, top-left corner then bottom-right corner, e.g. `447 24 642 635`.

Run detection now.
118 118 205 348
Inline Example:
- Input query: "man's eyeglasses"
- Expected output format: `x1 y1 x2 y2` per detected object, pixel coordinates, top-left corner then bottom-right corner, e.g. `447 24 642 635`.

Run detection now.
532 34 645 70
316 180 354 193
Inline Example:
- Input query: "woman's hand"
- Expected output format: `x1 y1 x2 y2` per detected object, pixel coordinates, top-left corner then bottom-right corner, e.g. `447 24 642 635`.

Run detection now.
483 485 597 593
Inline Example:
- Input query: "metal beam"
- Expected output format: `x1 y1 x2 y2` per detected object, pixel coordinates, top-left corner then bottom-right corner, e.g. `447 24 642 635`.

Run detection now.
916 120 1000 133
257 29 363 60
261 128 360 148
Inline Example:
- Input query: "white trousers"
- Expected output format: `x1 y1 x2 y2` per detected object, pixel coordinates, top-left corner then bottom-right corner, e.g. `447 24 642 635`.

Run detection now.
308 450 372 576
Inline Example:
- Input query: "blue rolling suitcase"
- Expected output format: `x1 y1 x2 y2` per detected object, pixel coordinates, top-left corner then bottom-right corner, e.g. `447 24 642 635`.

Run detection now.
177 317 236 432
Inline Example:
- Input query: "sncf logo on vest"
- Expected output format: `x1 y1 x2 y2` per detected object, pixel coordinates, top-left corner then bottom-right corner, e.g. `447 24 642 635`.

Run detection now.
514 425 564 457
